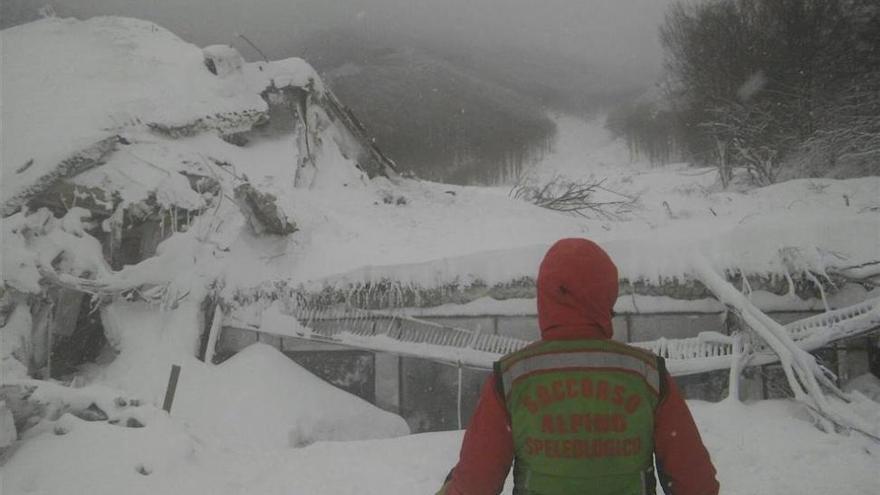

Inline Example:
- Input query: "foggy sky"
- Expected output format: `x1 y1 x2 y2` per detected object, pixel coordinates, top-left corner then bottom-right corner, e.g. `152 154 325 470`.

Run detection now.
25 0 673 86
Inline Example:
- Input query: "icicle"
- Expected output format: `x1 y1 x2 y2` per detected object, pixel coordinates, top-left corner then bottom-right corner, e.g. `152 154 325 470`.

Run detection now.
813 247 839 291
782 266 796 298
740 268 752 299
727 332 745 402
805 271 831 312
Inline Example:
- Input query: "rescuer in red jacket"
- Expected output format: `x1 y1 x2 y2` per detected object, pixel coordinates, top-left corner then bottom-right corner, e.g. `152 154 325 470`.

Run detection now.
437 238 719 495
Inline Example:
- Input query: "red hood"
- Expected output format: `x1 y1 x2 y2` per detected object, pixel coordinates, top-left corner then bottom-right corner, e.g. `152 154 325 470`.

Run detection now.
537 238 619 340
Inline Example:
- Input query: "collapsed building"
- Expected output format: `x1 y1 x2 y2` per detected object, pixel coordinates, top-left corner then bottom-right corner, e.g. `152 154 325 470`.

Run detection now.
1 16 879 441
0 16 403 442
1 16 395 381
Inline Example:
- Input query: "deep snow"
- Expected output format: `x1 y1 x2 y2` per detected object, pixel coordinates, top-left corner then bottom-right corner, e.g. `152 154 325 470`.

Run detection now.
3 392 879 495
1 15 879 495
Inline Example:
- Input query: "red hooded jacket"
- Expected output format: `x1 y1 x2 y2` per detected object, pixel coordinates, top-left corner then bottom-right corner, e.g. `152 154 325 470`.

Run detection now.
440 238 719 495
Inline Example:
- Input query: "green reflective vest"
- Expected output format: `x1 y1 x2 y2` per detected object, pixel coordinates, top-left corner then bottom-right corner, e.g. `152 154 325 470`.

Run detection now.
495 339 663 495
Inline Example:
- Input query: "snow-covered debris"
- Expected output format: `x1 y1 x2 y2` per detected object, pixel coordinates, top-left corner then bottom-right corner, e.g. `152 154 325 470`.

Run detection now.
202 44 244 77
1 15 394 215
0 17 266 214
1 207 112 292
0 13 876 495
0 14 400 380
2 405 203 495
244 56 325 95
0 400 16 450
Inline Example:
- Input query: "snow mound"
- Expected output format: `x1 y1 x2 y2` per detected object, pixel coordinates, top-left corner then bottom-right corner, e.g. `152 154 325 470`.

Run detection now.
691 399 880 495
0 16 266 207
844 373 880 403
173 343 409 450
90 302 407 451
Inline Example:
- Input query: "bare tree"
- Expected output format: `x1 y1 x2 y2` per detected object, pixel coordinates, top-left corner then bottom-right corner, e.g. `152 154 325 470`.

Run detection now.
658 0 880 184
510 176 640 220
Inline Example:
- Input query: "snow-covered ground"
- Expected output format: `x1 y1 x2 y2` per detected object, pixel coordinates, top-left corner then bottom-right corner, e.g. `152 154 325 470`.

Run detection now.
2 16 879 495
4 386 879 495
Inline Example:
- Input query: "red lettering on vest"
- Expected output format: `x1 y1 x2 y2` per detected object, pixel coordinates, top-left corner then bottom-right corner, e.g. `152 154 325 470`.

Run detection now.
524 436 644 459
536 384 552 406
595 414 610 433
574 439 587 457
547 439 559 458
612 413 628 432
551 380 565 401
565 378 578 398
555 415 567 434
596 380 609 401
521 394 539 414
563 439 574 457
613 385 625 405
531 437 544 455
542 414 554 433
581 378 593 398
570 414 583 433
624 394 642 414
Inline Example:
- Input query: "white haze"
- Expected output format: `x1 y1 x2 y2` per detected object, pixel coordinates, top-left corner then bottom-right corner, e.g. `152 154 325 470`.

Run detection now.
6 0 674 90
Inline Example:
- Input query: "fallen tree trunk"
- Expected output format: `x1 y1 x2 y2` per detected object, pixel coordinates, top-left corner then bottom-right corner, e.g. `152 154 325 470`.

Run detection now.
693 253 880 440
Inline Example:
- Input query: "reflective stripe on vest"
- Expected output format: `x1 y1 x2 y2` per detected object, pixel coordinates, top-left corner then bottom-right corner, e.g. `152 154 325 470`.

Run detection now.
500 350 660 398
